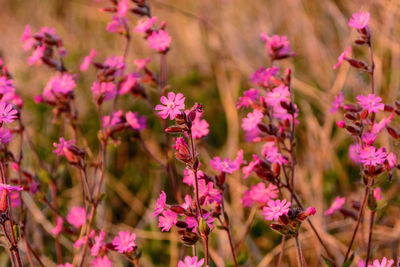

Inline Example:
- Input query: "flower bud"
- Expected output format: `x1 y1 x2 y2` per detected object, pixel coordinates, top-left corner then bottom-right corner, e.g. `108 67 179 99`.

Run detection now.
0 190 8 212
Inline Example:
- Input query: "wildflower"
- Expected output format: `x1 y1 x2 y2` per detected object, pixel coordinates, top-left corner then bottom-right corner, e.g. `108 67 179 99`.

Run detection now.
348 11 370 30
158 210 177 232
106 15 127 34
356 94 384 114
104 55 125 74
58 263 74 267
250 67 279 87
333 47 351 69
155 92 185 120
336 120 346 128
134 17 157 33
349 143 362 164
0 77 15 96
147 30 171 52
306 207 316 216
134 58 150 70
183 167 205 186
386 152 397 169
50 217 63 235
330 91 344 113
265 85 290 107
372 113 394 134
185 212 214 233
74 230 95 248
117 0 129 17
91 82 117 103
181 194 193 210
153 190 166 217
0 129 13 144
126 111 146 131
0 103 17 124
210 149 243 173
242 154 261 179
198 179 222 206
90 256 113 267
9 191 21 208
119 73 140 95
80 49 96 71
237 88 259 109
325 196 345 215
260 34 294 58
53 138 75 156
191 112 209 139
263 199 291 222
28 45 45 65
367 257 394 267
0 183 23 192
44 74 76 101
102 110 124 128
66 206 86 228
242 182 278 207
262 142 288 165
373 188 382 201
112 231 136 254
178 256 205 267
359 146 386 167
91 229 105 256
242 109 263 131
362 132 377 145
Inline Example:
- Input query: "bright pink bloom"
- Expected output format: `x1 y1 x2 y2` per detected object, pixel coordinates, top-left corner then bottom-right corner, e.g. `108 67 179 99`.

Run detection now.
181 194 192 210
0 183 23 192
362 132 377 145
153 190 166 217
51 217 63 235
330 91 344 113
134 58 150 70
0 129 13 144
28 45 45 65
198 179 222 206
356 94 384 114
185 212 214 233
191 112 209 139
242 109 263 131
306 207 316 216
103 110 124 128
0 103 17 124
9 191 21 208
158 210 177 232
91 82 117 103
104 55 125 74
348 11 370 29
263 199 291 221
21 25 31 43
242 182 278 207
183 167 205 186
178 256 205 267
44 74 76 101
372 113 394 134
74 230 95 248
119 73 139 95
250 67 279 87
262 142 288 165
242 154 261 179
106 15 127 34
336 120 346 128
91 229 105 256
147 30 171 52
80 49 96 71
112 230 136 254
53 137 75 156
265 85 290 107
386 152 397 169
237 88 259 108
210 149 243 173
333 47 351 69
126 111 146 131
325 196 345 215
66 206 86 228
90 256 113 267
349 143 362 164
0 77 15 96
58 263 74 267
155 92 185 120
117 0 129 17
373 188 382 201
368 257 394 267
359 146 386 167
260 34 294 58
134 17 157 33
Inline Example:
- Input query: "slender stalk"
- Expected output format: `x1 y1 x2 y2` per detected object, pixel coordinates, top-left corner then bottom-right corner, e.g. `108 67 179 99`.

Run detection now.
294 235 305 267
368 43 375 95
203 234 209 266
192 244 197 257
235 206 256 252
277 236 286 267
220 196 238 267
365 210 375 267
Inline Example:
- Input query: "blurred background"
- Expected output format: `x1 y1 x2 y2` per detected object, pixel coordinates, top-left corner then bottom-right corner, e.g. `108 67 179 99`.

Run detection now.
0 0 400 266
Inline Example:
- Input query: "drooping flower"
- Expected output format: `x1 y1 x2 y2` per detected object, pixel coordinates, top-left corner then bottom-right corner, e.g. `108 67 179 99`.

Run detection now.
102 110 124 128
237 88 259 109
80 49 96 71
197 179 222 206
155 92 185 120
359 146 387 167
325 196 345 215
134 17 157 33
356 94 385 114
53 138 75 156
66 206 86 228
348 11 370 30
372 113 394 134
112 231 136 254
263 199 291 221
91 229 106 256
147 30 171 52
0 103 18 124
242 109 263 131
386 152 397 170
178 256 205 267
90 255 113 267
210 150 243 174
50 217 63 235
153 191 166 217
262 142 288 165
119 73 140 95
126 111 146 131
158 210 177 232
28 45 45 65
330 91 344 113
0 129 13 145
333 47 351 69
91 82 117 103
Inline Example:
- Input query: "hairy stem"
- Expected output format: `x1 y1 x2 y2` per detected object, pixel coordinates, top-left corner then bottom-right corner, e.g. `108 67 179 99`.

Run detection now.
294 235 305 267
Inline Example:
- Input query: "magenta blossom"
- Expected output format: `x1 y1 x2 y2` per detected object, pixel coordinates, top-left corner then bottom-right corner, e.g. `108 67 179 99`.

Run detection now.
183 167 205 187
330 91 344 113
372 113 394 134
135 17 157 33
91 229 105 256
362 132 377 145
28 45 45 65
349 143 362 164
242 182 278 207
43 73 76 101
185 212 214 233
325 196 345 215
386 152 397 170
153 190 166 217
53 137 75 156
119 73 140 95
198 179 222 206
126 111 146 131
178 256 205 267
242 154 261 179
265 85 290 107
158 210 177 232
91 82 117 103
373 188 382 202
0 129 13 144
242 109 263 131
0 103 18 124
155 92 185 120
80 49 96 71
50 217 63 235
306 207 316 216
134 58 150 70
0 183 23 192
112 230 136 254
117 0 129 17
106 15 127 34
348 11 370 29
359 146 386 167
250 67 279 87
191 112 209 139
356 94 384 114
210 149 243 174
237 88 259 109
333 47 351 69
102 110 124 128
263 199 291 221
147 30 171 52
260 34 294 58
66 206 86 228
90 256 113 267
262 142 288 165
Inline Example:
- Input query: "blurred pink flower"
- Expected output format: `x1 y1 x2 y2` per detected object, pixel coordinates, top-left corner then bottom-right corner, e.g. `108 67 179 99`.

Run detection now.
336 120 346 128
134 58 150 70
263 199 291 221
242 109 263 131
44 74 76 101
119 73 140 95
356 94 384 114
183 167 205 186
0 183 23 192
372 113 394 134
102 110 124 128
373 188 382 201
349 143 362 164
134 17 157 33
210 149 243 173
147 30 171 52
66 206 86 228
198 179 221 206
250 66 279 87
91 229 105 256
325 196 345 215
126 111 146 131
306 206 316 216
362 132 377 145
153 190 166 217
53 137 75 156
237 88 259 109
0 77 15 96
265 85 290 107
178 256 205 267
0 129 13 144
260 34 294 58
50 217 63 235
348 11 370 29
242 154 261 179
330 91 344 113
191 112 209 139
242 182 278 207
185 212 214 233
117 0 129 17
359 146 386 167
28 45 45 65
91 82 117 103
80 49 96 71
91 256 113 267
155 92 185 120
0 103 17 124
112 230 136 254
367 257 394 267
106 15 127 34
9 191 21 208
158 210 177 232
262 142 288 165
58 263 73 267
386 152 397 169
333 47 351 69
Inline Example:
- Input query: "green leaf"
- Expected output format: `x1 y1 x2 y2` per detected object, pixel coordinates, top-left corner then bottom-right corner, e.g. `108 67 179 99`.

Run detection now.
341 253 354 267
13 224 21 242
322 256 335 267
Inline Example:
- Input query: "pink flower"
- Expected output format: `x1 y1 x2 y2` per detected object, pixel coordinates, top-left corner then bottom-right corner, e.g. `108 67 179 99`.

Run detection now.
153 190 166 217
126 111 146 131
102 110 124 128
112 230 136 254
250 67 279 87
198 179 222 206
91 82 117 103
181 194 193 210
106 15 127 34
134 58 150 70
372 113 394 134
155 92 185 120
242 109 263 131
330 91 344 113
359 146 386 167
242 154 261 179
349 143 362 164
44 74 76 101
66 206 86 228
356 94 384 114
262 142 288 165
119 73 140 95
80 49 96 71
178 256 205 267
210 149 243 173
386 152 397 169
191 112 209 139
58 263 74 267
325 196 345 215
333 47 351 69
237 88 259 109
117 0 129 17
183 167 205 186
260 34 294 58
362 132 377 145
368 257 394 267
0 183 23 192
74 230 95 248
265 85 290 107
242 182 278 207
9 191 21 208
28 45 45 65
53 138 75 156
90 256 113 267
0 77 15 96
306 207 316 216
158 210 177 232
0 129 13 144
134 17 157 33
185 212 214 233
348 11 370 29
51 217 63 235
336 120 346 128
104 55 125 74
21 25 31 43
91 229 105 256
373 188 382 201
263 199 291 221
0 103 18 124
147 30 171 52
